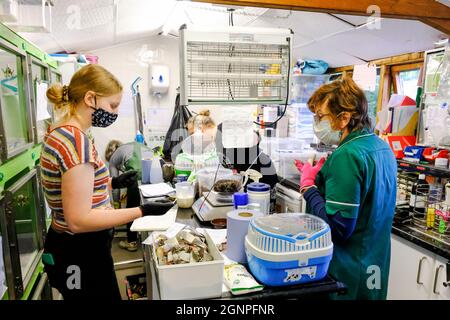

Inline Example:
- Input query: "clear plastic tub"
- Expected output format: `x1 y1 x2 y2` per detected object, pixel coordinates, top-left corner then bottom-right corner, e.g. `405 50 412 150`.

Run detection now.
175 182 195 208
277 150 316 179
196 167 233 195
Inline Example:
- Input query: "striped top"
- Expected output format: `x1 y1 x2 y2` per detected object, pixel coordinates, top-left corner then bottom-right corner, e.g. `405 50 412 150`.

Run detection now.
40 125 111 233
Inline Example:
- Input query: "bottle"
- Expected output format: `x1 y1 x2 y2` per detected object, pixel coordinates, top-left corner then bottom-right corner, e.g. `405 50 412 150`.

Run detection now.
247 182 271 215
445 182 450 207
132 132 144 183
135 130 145 144
149 154 163 184
409 174 429 219
233 192 248 209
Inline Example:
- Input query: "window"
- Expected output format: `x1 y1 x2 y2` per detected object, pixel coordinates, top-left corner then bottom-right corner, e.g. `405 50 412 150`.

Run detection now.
392 63 423 100
364 68 381 127
398 69 421 99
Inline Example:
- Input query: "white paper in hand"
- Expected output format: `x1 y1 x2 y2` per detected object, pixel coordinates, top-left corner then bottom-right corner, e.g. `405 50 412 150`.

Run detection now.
139 183 175 198
130 205 177 232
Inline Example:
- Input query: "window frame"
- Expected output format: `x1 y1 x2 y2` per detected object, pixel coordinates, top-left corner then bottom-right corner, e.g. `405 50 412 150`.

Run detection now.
391 62 423 95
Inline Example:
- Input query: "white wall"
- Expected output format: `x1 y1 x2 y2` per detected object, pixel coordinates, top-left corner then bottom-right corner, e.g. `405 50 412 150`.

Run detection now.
89 34 254 161
90 35 180 161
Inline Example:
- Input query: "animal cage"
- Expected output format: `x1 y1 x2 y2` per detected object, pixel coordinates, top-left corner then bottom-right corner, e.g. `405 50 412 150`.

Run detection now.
179 25 293 105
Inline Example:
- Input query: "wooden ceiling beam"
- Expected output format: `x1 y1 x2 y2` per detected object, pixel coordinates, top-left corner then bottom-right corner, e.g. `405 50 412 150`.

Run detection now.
194 0 450 34
329 52 425 72
420 18 450 35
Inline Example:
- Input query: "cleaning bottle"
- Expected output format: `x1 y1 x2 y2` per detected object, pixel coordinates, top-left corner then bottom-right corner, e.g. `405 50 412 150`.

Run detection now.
409 174 429 220
132 131 145 183
149 148 164 184
135 130 145 144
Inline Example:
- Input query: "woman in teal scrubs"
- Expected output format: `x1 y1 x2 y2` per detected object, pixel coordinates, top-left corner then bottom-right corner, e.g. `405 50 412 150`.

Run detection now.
295 76 397 300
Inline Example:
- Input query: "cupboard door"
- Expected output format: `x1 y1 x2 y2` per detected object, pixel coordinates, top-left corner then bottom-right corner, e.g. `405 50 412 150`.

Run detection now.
430 256 450 300
0 46 31 159
388 235 434 299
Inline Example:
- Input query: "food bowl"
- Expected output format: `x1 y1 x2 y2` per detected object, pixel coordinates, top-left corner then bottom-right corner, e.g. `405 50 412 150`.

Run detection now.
211 218 227 229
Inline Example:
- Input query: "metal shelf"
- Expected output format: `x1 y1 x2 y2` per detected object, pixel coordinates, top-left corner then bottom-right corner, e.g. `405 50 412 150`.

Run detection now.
397 159 450 178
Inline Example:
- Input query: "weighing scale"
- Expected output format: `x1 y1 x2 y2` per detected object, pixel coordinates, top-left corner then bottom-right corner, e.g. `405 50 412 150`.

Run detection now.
192 191 234 222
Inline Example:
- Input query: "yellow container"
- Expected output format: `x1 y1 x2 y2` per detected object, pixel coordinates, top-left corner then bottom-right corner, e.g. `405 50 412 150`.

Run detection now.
426 207 435 229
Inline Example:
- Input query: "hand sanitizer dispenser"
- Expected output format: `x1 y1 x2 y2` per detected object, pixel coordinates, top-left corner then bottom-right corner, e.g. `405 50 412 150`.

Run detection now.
150 64 169 95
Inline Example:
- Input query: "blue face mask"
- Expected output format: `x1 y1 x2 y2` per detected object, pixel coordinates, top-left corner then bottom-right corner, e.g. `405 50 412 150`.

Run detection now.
91 97 118 127
313 115 342 146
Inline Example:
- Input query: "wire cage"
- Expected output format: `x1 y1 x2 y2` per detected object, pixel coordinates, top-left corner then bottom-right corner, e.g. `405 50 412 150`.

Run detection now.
412 185 439 229
412 187 450 239
180 26 292 105
395 171 417 220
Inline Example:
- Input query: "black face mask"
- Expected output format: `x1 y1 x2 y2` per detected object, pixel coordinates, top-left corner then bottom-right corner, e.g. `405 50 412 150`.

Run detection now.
91 97 118 127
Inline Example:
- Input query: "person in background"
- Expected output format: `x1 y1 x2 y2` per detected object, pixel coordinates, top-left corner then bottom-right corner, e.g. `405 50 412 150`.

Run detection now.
41 64 156 300
295 76 397 300
215 123 279 203
183 109 217 149
176 109 219 175
105 140 140 252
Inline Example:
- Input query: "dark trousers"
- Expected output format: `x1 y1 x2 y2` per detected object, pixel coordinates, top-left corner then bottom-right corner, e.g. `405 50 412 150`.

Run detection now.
43 227 121 301
126 184 140 243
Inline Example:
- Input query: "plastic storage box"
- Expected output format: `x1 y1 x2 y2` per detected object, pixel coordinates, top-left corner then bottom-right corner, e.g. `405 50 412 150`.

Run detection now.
277 150 316 179
151 231 224 299
245 213 333 286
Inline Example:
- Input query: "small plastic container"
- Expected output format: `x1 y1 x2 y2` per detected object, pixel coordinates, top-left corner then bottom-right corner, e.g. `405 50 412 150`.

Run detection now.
196 167 233 195
233 192 249 209
175 182 195 208
247 182 271 215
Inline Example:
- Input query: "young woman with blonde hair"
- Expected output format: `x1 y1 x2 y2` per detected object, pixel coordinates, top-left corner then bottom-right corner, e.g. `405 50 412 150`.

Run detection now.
41 64 154 300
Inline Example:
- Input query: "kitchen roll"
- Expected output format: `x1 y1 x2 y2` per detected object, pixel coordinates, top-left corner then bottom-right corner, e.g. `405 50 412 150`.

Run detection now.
226 209 262 263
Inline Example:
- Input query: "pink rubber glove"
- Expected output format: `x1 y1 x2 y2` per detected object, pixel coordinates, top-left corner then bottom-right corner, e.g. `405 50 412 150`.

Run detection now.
294 157 326 190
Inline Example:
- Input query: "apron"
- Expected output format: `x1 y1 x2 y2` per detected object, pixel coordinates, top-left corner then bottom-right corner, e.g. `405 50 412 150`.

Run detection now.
43 226 121 301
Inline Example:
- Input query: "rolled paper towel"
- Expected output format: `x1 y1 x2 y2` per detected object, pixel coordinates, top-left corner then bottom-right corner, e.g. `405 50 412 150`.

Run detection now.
226 209 262 263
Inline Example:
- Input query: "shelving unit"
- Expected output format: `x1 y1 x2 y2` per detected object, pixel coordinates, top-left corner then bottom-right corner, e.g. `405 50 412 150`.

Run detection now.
397 159 450 178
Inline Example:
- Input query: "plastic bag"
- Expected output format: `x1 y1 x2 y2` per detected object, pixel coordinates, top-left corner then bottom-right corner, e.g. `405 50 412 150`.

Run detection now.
297 59 329 75
162 93 192 161
224 264 264 295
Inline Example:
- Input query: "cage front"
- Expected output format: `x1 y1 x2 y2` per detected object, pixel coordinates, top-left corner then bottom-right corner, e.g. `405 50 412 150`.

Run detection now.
412 186 443 230
395 171 416 221
432 197 450 239
184 41 290 104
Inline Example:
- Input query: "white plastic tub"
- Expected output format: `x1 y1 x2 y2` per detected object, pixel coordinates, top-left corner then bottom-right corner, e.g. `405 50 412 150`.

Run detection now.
151 231 224 300
278 151 316 179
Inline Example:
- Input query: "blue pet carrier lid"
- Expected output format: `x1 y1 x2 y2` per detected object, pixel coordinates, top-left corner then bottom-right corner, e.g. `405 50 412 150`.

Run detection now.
247 182 270 192
250 213 330 242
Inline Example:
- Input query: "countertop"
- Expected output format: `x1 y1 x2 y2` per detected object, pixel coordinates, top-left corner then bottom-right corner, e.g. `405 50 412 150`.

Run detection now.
278 176 450 261
139 195 347 300
391 223 450 260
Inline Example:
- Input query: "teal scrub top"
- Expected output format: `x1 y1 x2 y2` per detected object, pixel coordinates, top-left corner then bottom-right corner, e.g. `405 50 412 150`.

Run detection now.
315 128 397 300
